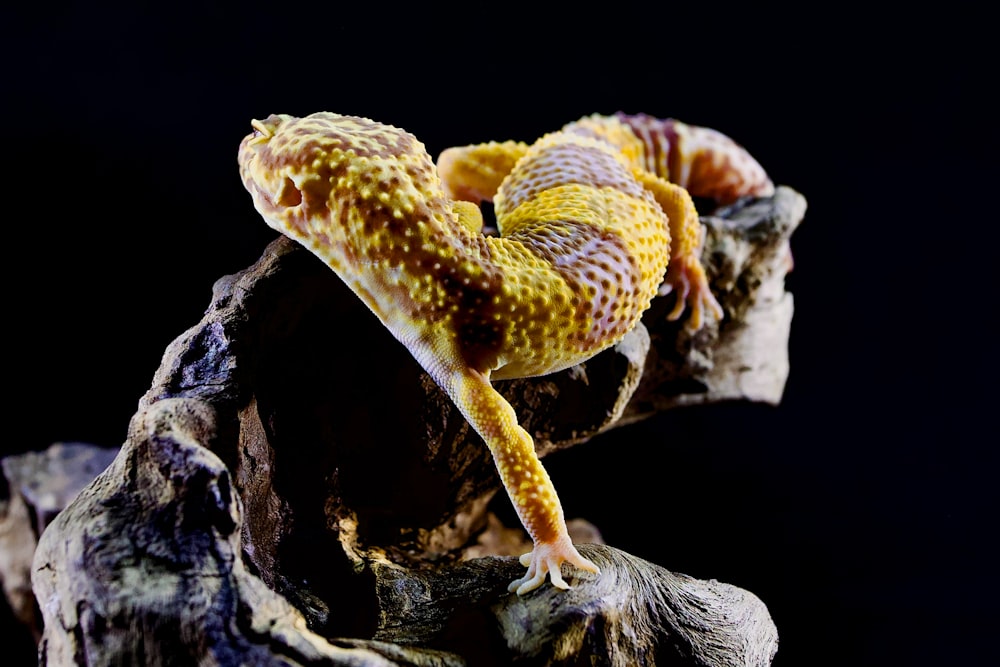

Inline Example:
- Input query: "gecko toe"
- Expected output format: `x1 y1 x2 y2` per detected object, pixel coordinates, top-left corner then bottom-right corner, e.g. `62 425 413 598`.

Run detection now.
510 540 599 595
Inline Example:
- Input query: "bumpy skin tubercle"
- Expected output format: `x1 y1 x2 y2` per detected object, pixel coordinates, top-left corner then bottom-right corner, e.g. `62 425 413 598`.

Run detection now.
239 112 772 595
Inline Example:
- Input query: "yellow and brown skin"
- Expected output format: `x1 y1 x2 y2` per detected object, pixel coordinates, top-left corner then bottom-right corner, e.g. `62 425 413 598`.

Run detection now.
239 112 772 594
439 113 775 330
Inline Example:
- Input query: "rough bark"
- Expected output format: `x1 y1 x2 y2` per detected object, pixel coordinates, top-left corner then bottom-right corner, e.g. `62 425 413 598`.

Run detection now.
371 545 777 666
1 443 119 649
22 187 803 665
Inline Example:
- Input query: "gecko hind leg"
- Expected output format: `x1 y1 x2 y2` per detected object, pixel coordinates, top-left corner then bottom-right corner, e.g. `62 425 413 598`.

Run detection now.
635 169 724 330
659 227 724 330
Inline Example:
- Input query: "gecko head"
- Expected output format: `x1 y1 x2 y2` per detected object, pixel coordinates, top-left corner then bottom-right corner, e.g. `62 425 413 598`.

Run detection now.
238 113 334 240
238 111 433 252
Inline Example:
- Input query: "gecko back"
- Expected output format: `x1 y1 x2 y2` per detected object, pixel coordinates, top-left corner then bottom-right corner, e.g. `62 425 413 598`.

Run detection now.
482 129 671 379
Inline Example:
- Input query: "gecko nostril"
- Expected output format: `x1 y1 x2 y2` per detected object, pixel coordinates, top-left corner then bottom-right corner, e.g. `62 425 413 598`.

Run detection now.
278 177 302 206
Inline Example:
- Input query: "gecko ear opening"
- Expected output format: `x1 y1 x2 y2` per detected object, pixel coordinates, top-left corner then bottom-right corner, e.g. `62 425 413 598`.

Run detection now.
277 177 303 207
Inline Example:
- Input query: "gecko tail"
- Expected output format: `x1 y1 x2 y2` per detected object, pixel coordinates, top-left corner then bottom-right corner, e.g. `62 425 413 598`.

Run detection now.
616 112 775 205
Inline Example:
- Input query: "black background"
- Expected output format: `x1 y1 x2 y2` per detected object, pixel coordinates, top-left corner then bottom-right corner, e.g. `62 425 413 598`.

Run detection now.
5 3 994 665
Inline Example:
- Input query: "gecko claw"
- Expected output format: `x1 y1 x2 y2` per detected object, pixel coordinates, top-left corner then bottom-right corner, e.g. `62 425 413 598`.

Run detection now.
660 252 723 331
509 537 600 595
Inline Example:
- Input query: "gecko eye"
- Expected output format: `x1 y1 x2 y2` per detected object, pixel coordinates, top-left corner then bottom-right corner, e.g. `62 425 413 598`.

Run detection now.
250 118 273 139
277 177 302 206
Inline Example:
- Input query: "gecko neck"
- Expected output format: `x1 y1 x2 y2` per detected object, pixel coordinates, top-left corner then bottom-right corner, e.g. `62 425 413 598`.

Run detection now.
290 191 498 341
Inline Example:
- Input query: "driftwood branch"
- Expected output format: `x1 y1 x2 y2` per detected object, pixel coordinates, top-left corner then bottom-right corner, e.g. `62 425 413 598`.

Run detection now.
18 187 804 665
370 544 777 666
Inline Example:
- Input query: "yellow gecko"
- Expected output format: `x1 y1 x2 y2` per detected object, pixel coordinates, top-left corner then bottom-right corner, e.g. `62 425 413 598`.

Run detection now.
238 112 773 594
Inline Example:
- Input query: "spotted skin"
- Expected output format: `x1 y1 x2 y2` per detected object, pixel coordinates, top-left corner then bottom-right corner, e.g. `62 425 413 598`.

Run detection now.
239 112 772 594
440 113 774 330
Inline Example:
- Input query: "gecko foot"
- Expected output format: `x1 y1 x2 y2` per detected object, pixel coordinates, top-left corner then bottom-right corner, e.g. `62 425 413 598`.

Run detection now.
508 535 600 595
658 252 724 331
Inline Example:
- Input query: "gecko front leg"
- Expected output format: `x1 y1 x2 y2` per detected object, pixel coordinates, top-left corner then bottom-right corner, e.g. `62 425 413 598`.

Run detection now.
439 365 599 594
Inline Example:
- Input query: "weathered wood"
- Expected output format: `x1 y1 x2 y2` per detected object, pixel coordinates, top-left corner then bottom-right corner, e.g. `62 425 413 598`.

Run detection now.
1 443 119 648
373 544 777 666
25 187 802 665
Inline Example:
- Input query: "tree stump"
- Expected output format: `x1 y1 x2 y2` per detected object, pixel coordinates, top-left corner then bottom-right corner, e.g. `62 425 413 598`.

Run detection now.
27 187 805 665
